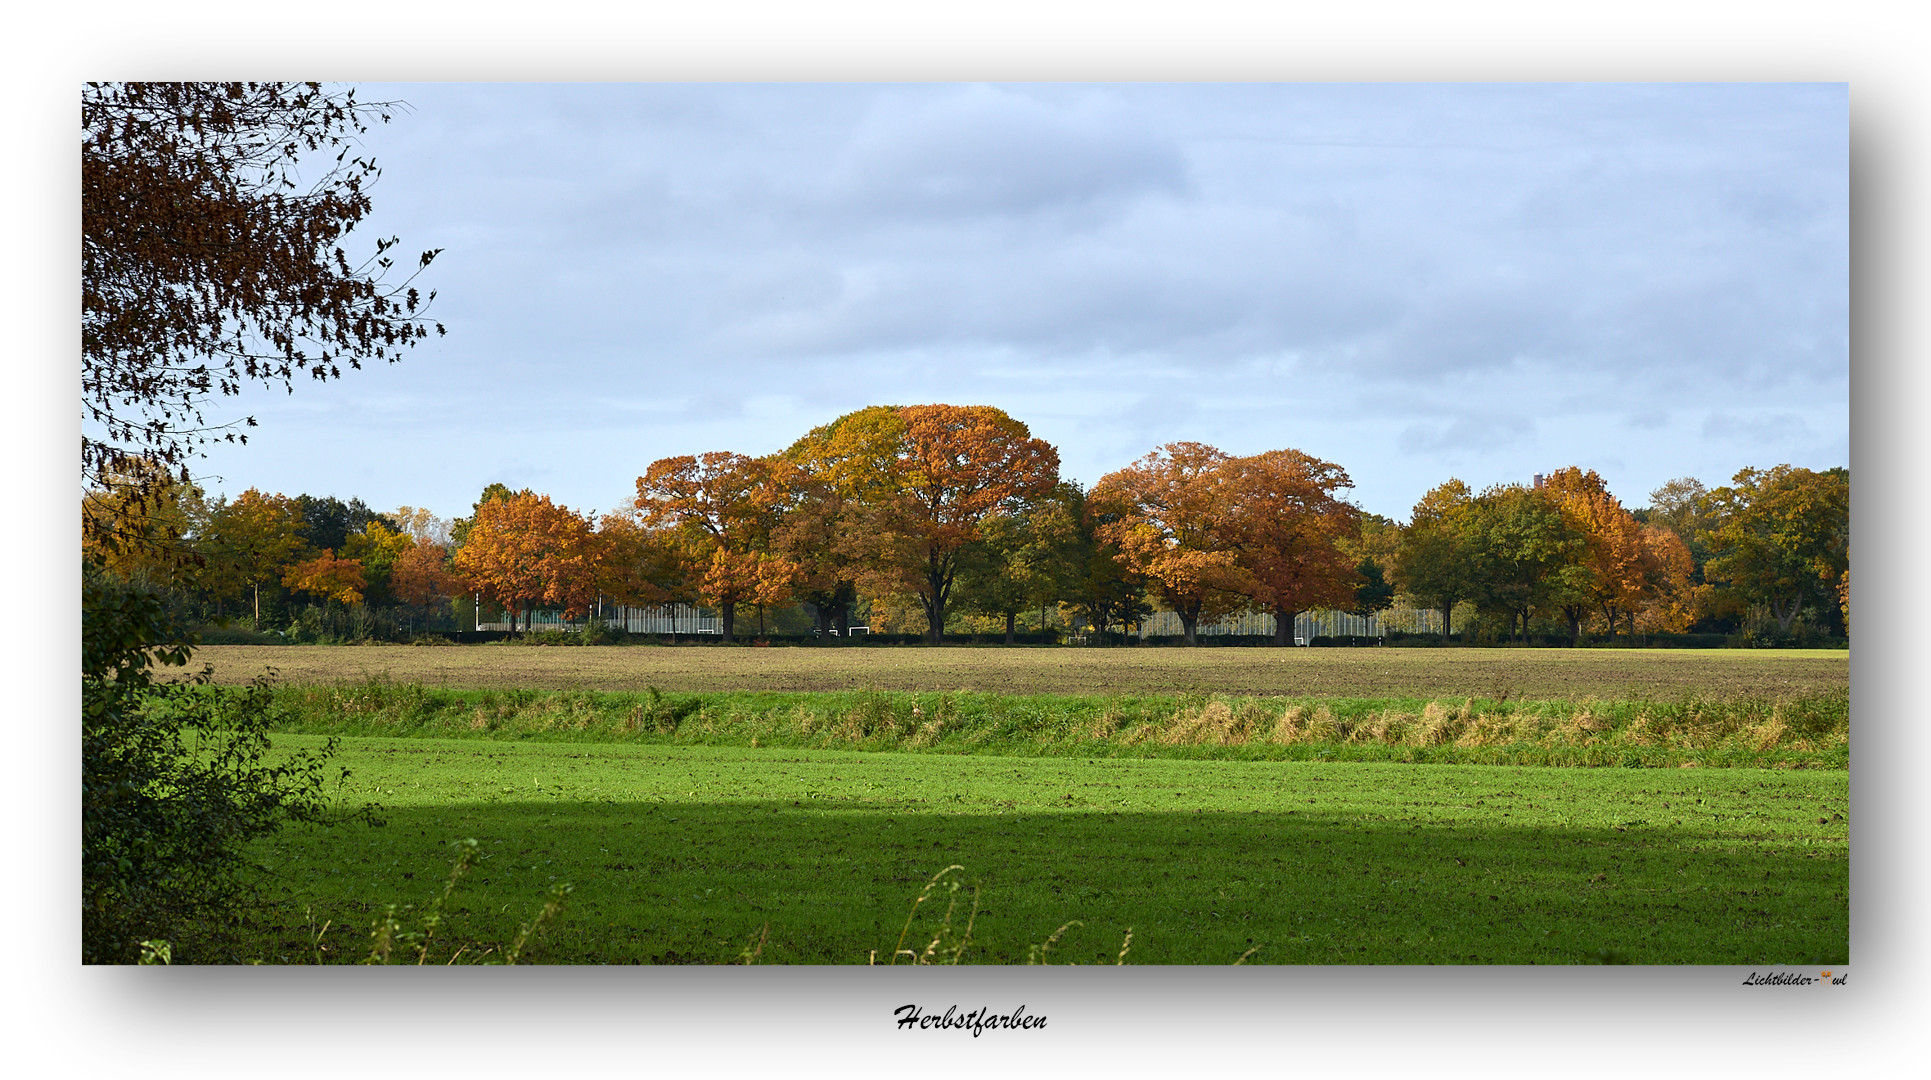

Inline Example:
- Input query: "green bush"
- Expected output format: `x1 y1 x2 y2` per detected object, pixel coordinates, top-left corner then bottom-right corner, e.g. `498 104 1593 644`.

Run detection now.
82 563 369 963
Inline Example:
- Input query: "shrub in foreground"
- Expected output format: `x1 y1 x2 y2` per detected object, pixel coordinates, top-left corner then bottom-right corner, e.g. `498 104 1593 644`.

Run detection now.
82 564 368 963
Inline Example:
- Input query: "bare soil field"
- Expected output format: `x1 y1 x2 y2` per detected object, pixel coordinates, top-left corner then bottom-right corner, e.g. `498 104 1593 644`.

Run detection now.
192 644 1848 700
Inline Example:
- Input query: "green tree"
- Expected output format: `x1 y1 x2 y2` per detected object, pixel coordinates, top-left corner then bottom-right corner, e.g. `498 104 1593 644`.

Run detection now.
952 483 1085 644
1702 465 1849 634
201 489 306 624
1462 483 1586 642
1393 479 1475 642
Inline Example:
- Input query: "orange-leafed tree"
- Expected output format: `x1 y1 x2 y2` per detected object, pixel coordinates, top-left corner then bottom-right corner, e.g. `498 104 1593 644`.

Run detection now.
281 550 367 605
389 536 462 614
635 452 797 642
765 465 868 639
594 512 680 613
1634 523 1705 634
772 404 1060 644
452 492 601 632
1541 467 1657 643
1223 449 1361 647
889 405 1061 643
1091 442 1248 645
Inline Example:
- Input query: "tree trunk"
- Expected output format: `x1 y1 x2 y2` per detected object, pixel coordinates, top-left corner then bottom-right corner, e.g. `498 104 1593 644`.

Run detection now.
1005 610 1016 645
721 600 736 643
1274 607 1298 647
1773 596 1802 632
1180 612 1198 646
1440 604 1453 644
253 582 261 626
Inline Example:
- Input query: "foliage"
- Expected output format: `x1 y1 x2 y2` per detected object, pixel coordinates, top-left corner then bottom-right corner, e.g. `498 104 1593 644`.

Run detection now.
82 565 363 962
635 452 799 642
199 488 306 621
1092 442 1247 644
1221 449 1361 646
1393 480 1475 641
453 492 601 631
1702 466 1850 634
1541 468 1655 643
281 549 367 605
777 405 1060 644
81 462 205 581
82 82 441 511
1461 483 1587 642
953 482 1086 643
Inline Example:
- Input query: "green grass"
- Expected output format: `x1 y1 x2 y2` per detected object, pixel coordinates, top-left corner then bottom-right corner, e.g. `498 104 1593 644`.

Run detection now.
257 680 1850 770
242 736 1849 965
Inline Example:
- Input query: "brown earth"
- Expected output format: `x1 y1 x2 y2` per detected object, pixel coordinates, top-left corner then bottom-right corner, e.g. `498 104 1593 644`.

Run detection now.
188 644 1849 700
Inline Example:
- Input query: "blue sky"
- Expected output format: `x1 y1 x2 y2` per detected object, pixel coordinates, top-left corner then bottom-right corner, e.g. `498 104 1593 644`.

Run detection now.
188 82 1847 522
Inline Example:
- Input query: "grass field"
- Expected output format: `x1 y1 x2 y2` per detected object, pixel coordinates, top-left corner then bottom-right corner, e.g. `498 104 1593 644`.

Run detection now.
243 736 1849 966
195 644 1848 965
194 643 1850 699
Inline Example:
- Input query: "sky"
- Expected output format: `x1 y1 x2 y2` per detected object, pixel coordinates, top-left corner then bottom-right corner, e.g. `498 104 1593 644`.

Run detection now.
186 82 1848 523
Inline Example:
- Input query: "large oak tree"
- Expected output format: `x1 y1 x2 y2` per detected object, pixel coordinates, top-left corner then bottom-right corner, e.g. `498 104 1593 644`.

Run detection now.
1222 449 1361 647
1091 442 1247 645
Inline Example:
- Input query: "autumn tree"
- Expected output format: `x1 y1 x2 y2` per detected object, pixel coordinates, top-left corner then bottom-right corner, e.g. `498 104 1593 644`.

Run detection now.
341 519 415 606
1092 442 1247 645
81 81 435 965
1634 524 1705 634
765 463 868 639
1702 465 1850 634
774 413 911 638
81 462 206 585
388 536 462 616
201 488 306 623
1340 513 1400 620
635 453 798 642
780 405 1060 644
1222 449 1361 647
82 83 441 543
1392 480 1476 642
453 493 601 632
392 506 453 548
593 512 679 614
280 550 367 605
1541 468 1657 644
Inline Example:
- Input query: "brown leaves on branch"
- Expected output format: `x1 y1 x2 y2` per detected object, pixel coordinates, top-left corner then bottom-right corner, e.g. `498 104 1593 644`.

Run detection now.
81 82 443 528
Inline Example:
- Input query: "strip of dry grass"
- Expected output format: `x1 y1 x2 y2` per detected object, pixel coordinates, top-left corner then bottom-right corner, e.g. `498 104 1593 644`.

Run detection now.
256 680 1847 768
192 643 1848 700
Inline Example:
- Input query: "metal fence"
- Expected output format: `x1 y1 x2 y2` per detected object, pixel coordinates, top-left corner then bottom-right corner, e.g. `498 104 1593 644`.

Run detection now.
477 603 719 635
1135 609 1388 642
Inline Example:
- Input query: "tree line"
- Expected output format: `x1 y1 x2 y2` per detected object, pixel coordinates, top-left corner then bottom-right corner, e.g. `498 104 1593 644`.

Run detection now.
83 406 1850 648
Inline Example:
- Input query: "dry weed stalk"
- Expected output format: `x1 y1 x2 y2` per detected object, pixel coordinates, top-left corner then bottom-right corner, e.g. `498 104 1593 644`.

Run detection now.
889 865 975 965
1270 706 1307 744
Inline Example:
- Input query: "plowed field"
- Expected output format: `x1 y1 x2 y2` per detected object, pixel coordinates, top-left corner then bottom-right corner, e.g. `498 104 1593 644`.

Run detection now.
192 644 1847 700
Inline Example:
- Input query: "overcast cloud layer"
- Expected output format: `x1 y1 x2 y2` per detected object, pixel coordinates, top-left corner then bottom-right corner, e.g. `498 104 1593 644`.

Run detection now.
188 83 1848 521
